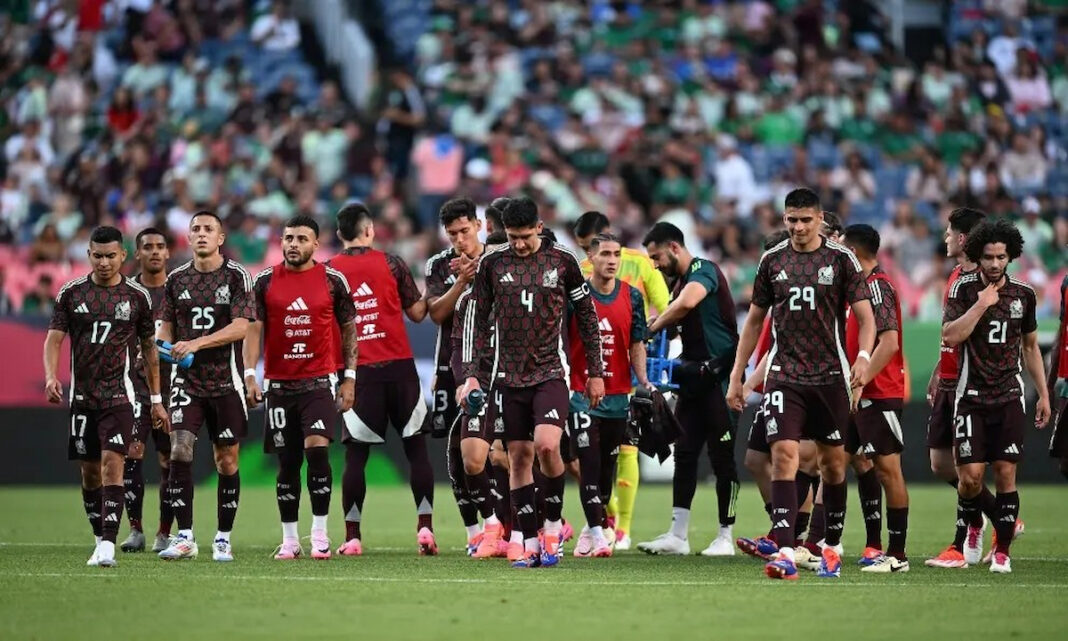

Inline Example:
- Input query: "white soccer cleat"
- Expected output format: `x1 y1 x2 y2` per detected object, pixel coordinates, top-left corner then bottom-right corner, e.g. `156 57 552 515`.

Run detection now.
86 544 102 567
989 552 1011 573
96 541 117 568
860 554 909 573
614 534 632 551
636 532 690 556
212 538 234 562
158 534 198 560
273 538 303 560
152 533 172 553
120 529 145 553
794 546 822 572
573 528 594 557
963 515 987 566
699 534 736 557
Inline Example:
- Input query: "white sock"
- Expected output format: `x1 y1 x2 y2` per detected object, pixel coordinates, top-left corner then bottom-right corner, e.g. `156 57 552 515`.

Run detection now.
590 526 605 542
465 524 481 539
215 531 230 543
544 519 562 535
670 508 690 540
95 535 102 546
510 530 523 545
719 524 733 539
780 546 795 562
282 522 298 540
485 513 500 526
524 537 540 553
311 515 328 532
178 528 194 540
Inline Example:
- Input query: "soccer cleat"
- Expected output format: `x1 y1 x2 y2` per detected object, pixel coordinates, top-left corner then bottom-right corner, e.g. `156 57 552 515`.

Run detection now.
573 529 594 557
794 546 821 572
817 546 842 578
474 523 503 558
857 546 883 567
591 536 613 558
511 552 542 569
120 529 145 553
736 536 778 560
310 529 331 560
637 533 690 556
417 527 438 556
561 520 574 543
152 533 171 553
96 541 117 568
615 532 632 551
86 544 102 567
158 534 198 560
700 534 735 557
604 527 615 548
465 531 483 557
1013 518 1025 539
541 533 561 567
860 555 909 573
764 552 799 580
982 519 1026 564
273 538 303 560
963 515 987 565
925 545 968 569
506 541 525 562
989 552 1011 573
336 538 363 556
212 538 234 562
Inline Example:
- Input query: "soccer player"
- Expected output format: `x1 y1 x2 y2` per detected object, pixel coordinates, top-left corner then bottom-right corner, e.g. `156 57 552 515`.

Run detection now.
567 233 652 557
637 222 740 557
727 188 875 580
941 218 1050 573
461 196 604 568
1048 269 1068 480
156 211 256 562
484 197 510 236
329 203 435 556
243 215 357 559
43 226 167 567
841 224 910 573
120 228 174 553
426 198 485 549
924 208 1011 569
572 211 669 549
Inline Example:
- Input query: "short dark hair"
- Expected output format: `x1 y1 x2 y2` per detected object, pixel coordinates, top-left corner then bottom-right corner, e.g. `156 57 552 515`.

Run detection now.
135 227 168 248
763 229 790 250
90 226 123 245
784 188 821 211
284 214 320 237
842 224 880 258
573 211 610 238
439 197 478 226
643 222 685 247
964 218 1024 263
540 228 558 243
822 211 843 236
948 207 987 235
485 230 508 245
501 197 539 229
589 232 622 251
485 197 511 230
336 202 373 241
190 210 223 228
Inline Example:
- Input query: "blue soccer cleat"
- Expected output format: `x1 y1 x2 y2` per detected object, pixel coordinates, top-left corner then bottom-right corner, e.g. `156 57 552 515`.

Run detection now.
512 552 542 569
818 546 842 578
765 553 799 580
737 536 779 560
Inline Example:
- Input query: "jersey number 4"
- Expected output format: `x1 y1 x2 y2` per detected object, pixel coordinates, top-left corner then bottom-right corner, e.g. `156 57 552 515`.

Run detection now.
520 289 534 313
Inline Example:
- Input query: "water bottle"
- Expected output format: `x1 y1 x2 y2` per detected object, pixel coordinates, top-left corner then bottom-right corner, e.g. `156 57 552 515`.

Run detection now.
156 339 195 369
466 389 485 414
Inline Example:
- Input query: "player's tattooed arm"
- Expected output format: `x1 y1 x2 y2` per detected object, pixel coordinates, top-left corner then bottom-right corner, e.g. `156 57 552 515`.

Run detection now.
340 319 358 371
43 329 66 404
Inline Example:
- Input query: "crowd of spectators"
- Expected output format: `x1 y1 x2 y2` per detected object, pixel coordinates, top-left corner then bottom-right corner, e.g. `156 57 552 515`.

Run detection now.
1 0 1066 321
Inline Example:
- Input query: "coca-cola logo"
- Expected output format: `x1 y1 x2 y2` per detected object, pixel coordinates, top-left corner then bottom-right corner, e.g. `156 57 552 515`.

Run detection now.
353 298 378 311
284 314 312 326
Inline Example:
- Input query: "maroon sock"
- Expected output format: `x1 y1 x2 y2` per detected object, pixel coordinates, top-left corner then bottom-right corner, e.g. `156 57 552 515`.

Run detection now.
886 507 908 560
217 472 240 532
794 511 811 543
956 493 981 551
123 458 144 531
158 466 173 535
543 473 565 524
82 486 103 537
994 491 1019 555
101 485 125 543
168 460 194 530
305 447 332 518
978 484 998 524
532 465 548 523
465 468 495 520
342 443 369 538
491 463 511 528
822 481 847 547
511 484 539 539
805 502 826 550
276 448 302 524
448 445 479 527
769 480 797 548
403 436 434 528
856 468 883 549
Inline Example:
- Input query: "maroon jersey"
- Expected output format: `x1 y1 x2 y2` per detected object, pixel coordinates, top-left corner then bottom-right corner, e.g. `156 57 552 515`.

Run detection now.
129 275 171 402
1057 273 1068 380
452 287 496 388
253 263 355 395
50 275 154 409
465 240 602 387
944 273 1037 406
426 247 460 378
938 264 974 391
160 258 256 397
752 238 870 387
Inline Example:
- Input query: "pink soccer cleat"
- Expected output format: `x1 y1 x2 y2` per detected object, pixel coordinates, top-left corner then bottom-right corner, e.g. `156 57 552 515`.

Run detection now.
336 538 363 556
310 529 331 560
473 523 503 559
418 527 438 556
273 538 303 560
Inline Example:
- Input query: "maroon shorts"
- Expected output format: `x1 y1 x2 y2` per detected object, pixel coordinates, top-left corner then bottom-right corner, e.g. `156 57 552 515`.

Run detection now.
342 377 427 444
68 403 135 461
954 397 1026 465
501 379 569 442
169 385 248 446
852 398 905 457
926 387 956 449
263 387 337 452
746 406 771 454
430 370 460 438
762 382 849 446
130 397 172 455
1048 396 1068 459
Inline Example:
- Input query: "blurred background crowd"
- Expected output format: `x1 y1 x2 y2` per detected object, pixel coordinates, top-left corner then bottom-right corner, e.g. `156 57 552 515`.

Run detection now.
0 0 1065 321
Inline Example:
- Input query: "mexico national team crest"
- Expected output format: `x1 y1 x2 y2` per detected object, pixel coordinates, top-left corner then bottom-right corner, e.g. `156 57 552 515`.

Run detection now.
1009 299 1023 319
433 414 444 431
817 265 835 285
959 440 972 459
215 284 231 304
468 417 480 433
494 416 504 434
273 431 285 448
765 417 778 437
75 438 86 455
577 431 590 448
114 300 130 321
171 408 184 425
543 268 559 288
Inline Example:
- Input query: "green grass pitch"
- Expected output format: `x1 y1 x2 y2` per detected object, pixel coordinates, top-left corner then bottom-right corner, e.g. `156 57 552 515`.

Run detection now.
1 483 1066 640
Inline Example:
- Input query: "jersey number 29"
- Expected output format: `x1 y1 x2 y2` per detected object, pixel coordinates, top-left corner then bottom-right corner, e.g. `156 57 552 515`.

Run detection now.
788 286 815 311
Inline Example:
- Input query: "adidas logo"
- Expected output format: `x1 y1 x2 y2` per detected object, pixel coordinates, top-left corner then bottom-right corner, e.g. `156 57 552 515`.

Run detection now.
287 297 309 311
355 283 373 297
75 303 89 314
545 495 562 504
124 491 136 501
1004 444 1020 455
278 493 297 501
105 513 119 522
218 429 235 439
774 270 788 282
86 512 100 520
827 431 842 440
865 512 881 521
170 499 186 507
221 501 239 509
720 432 731 442
545 409 560 420
179 290 192 301
310 420 325 431
864 443 876 454
517 504 535 515
499 272 516 283
108 434 124 445
598 318 613 332
773 519 790 529
311 487 331 495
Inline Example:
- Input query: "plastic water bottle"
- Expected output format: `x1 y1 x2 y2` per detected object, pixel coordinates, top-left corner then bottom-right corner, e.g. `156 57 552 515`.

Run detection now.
156 339 194 369
466 389 485 414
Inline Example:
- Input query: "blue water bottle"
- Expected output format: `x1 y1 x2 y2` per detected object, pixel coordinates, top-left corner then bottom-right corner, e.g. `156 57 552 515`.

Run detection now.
156 339 195 369
466 389 485 414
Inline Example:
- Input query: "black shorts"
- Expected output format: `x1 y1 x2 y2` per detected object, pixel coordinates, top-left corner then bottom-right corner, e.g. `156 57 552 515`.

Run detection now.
68 403 135 461
342 378 427 444
762 382 849 446
131 398 172 455
926 387 956 449
746 406 771 454
852 398 905 457
954 397 1026 465
169 385 248 446
263 387 337 452
1049 397 1068 459
622 417 640 448
500 379 569 442
430 370 460 438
